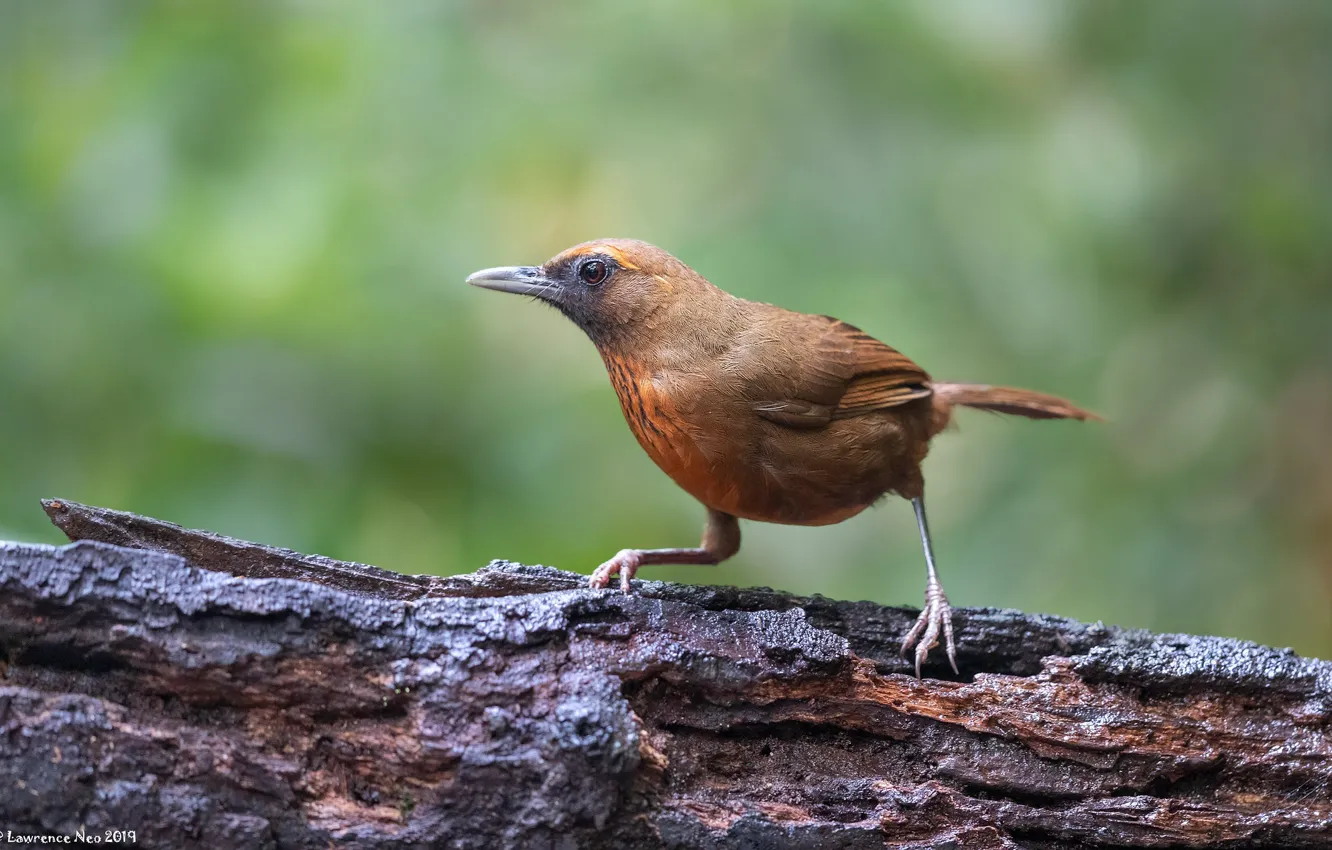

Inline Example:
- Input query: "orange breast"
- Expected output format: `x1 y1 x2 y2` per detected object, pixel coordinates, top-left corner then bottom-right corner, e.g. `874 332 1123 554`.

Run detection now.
603 357 707 492
601 355 878 526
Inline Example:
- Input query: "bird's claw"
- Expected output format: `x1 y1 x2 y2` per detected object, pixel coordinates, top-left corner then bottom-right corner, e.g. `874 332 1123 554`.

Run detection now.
900 576 958 678
589 549 642 594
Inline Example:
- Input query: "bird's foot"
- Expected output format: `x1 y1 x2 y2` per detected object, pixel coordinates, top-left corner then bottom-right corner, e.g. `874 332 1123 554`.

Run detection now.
589 549 643 594
900 576 958 678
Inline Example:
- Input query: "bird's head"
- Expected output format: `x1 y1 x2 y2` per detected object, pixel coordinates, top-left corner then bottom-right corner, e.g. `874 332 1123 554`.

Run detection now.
466 239 715 347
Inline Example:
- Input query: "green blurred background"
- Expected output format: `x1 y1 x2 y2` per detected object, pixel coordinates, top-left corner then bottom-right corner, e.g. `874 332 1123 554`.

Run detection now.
2 2 1329 656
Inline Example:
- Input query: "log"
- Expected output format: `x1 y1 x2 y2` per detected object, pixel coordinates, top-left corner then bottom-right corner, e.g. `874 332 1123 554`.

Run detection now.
0 499 1328 849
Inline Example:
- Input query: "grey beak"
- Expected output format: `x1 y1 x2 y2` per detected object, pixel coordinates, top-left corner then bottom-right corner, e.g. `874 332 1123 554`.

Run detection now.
465 265 557 299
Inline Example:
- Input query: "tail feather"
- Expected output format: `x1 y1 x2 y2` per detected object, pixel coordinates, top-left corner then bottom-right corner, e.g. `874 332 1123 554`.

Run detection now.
931 382 1101 422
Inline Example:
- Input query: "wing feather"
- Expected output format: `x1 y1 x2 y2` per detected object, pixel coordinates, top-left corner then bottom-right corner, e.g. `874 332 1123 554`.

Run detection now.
748 315 931 429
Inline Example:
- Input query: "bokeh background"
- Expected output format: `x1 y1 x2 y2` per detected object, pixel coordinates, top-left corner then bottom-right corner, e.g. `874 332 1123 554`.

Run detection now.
2 2 1329 656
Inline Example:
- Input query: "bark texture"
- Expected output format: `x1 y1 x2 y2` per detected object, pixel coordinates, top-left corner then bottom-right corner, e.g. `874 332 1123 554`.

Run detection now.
0 499 1328 849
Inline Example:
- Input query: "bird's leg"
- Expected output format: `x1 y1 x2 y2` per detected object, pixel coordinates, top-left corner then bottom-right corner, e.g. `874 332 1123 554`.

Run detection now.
590 509 740 593
900 496 959 677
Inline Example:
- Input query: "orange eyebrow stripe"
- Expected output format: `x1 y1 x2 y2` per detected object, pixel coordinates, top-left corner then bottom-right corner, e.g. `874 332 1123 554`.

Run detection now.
603 246 639 270
565 243 640 271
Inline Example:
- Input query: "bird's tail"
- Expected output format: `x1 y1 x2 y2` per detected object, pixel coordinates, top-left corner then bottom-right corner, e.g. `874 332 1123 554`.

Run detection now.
931 382 1101 422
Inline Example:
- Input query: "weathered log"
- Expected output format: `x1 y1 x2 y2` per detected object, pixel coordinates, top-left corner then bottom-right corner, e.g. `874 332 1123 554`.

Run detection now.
1 499 1328 848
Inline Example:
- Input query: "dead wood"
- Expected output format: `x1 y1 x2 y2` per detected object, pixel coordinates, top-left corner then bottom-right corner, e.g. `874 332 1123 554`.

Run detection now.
0 499 1328 849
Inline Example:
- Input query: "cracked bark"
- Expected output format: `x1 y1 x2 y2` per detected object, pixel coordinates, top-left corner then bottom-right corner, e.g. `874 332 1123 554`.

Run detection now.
0 499 1328 849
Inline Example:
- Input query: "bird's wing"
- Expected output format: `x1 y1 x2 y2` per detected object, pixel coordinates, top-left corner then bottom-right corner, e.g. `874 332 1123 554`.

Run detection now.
747 315 932 430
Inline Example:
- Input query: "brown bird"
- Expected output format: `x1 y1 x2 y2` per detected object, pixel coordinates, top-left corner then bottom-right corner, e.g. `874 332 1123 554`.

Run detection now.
468 239 1097 675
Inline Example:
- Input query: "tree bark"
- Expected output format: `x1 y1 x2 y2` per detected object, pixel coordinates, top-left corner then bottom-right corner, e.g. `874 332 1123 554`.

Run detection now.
0 499 1328 849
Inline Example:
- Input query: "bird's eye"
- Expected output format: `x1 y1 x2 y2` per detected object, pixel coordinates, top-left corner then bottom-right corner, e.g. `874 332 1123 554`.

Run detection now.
579 259 609 286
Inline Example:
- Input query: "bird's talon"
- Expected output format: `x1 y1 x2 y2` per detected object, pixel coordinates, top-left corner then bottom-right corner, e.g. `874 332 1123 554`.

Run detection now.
590 550 642 593
900 578 957 678
588 563 614 590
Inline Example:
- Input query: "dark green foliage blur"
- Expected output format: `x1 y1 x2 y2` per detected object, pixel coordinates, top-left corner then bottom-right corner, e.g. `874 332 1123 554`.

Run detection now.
2 2 1329 655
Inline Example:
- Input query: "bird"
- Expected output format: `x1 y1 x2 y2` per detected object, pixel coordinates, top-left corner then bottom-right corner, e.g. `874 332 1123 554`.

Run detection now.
467 239 1097 676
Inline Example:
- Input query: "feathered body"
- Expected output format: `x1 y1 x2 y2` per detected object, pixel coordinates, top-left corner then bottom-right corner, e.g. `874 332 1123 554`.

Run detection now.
599 304 937 526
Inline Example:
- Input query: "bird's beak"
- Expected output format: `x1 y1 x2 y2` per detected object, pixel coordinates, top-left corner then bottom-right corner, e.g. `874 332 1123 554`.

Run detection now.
465 265 558 300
